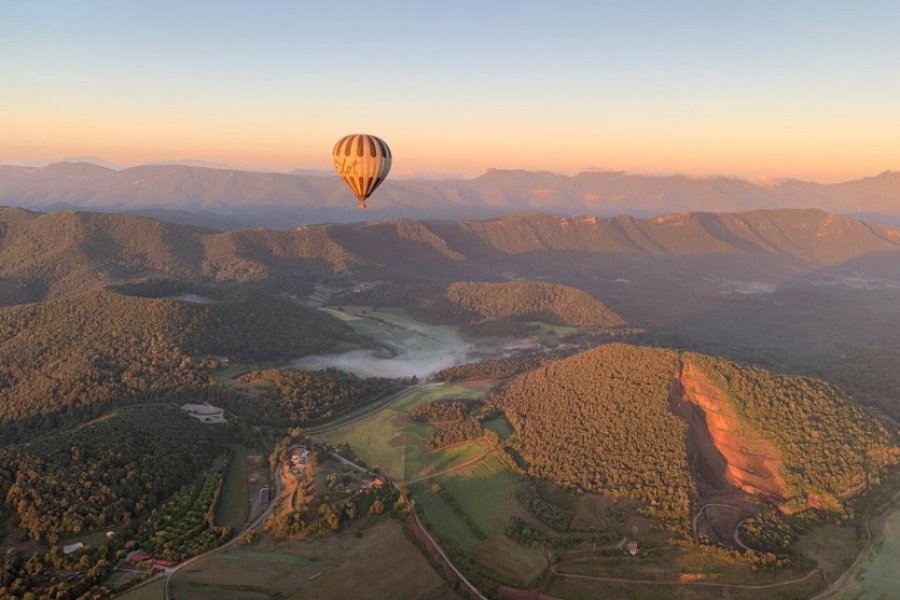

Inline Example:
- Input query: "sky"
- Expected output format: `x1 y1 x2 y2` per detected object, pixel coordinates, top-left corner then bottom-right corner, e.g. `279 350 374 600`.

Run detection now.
2 1 899 181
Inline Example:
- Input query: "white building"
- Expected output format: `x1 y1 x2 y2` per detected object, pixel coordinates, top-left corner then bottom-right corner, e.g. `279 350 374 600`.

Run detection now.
181 403 226 423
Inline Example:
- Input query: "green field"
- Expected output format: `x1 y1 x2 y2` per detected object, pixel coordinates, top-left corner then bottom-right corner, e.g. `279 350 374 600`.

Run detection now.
321 307 462 350
483 415 513 439
316 380 545 585
315 384 484 480
115 577 164 600
170 520 447 600
423 439 493 477
835 506 900 600
524 321 581 335
215 446 250 532
413 454 547 584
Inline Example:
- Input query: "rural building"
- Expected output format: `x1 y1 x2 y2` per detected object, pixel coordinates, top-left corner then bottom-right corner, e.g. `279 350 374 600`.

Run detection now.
63 542 84 555
127 550 152 563
625 540 639 556
362 476 386 489
151 559 177 569
259 486 270 505
290 447 311 468
180 402 226 423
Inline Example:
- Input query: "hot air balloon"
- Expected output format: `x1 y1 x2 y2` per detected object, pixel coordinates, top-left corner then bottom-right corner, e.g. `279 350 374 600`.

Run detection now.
332 134 392 209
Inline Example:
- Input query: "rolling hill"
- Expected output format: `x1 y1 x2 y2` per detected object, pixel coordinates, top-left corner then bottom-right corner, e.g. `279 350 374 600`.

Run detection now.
1 207 897 307
1 207 898 419
490 344 897 530
335 281 626 329
0 286 358 438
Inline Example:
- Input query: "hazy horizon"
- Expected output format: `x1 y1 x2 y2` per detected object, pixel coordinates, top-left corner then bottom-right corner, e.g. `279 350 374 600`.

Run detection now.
2 156 898 186
3 1 900 182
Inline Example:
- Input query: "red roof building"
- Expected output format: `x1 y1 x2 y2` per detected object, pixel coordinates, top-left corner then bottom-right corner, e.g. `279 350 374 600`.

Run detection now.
151 558 177 568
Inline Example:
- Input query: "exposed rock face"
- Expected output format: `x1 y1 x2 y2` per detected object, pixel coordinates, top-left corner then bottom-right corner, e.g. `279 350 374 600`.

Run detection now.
672 361 789 501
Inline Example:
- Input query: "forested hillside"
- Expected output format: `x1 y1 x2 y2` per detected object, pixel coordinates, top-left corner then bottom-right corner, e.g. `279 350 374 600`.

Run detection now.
493 345 694 530
1 208 898 307
440 281 625 327
336 280 625 329
223 368 406 426
684 353 896 507
0 405 224 541
0 288 358 439
491 344 896 532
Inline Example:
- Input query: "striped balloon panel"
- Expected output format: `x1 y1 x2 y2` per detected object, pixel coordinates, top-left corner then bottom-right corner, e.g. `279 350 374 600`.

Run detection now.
332 134 392 207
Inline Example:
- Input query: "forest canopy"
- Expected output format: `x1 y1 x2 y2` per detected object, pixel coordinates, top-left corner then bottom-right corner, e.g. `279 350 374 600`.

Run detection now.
0 287 358 439
333 280 625 329
0 404 224 541
490 344 897 530
223 368 406 426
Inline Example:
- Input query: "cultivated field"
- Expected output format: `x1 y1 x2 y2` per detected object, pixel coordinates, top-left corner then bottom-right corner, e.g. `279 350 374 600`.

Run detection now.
115 578 164 600
834 506 900 600
169 519 449 600
315 378 547 586
482 416 513 439
413 454 547 584
214 446 251 532
315 384 485 480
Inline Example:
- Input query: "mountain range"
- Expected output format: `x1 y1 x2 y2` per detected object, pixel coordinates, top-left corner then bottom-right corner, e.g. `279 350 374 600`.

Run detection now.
1 162 899 227
1 206 897 306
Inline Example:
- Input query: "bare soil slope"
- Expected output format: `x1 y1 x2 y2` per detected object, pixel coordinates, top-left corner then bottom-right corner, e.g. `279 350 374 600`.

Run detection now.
672 361 789 501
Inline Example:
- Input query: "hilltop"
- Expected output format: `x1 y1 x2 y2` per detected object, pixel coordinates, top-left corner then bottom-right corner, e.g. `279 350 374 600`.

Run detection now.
491 344 896 530
336 280 626 329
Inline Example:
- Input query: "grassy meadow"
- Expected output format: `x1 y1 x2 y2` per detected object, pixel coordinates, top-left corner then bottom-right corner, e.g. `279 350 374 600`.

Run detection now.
314 384 484 480
169 520 448 600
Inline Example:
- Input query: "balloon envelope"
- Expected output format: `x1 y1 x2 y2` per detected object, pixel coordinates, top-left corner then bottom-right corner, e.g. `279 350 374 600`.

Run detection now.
332 134 392 209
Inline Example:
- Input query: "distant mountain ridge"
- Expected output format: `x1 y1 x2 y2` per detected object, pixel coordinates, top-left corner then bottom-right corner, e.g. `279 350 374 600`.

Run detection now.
0 207 897 307
1 162 899 225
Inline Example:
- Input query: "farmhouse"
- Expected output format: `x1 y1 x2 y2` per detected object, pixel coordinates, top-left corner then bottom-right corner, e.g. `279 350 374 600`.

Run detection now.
151 558 177 569
180 402 226 423
362 477 386 490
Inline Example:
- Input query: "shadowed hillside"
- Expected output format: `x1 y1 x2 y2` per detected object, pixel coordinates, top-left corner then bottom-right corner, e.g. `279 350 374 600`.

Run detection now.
1 208 897 306
0 287 358 438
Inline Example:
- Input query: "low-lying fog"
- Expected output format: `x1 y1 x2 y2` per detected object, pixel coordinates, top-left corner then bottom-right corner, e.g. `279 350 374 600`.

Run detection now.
292 310 528 379
171 293 218 304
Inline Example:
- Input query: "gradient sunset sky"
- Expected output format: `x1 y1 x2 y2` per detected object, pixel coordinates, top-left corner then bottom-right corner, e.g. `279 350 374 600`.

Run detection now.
3 1 899 181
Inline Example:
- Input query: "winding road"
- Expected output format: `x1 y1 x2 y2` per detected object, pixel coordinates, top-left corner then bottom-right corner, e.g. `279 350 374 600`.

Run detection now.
692 502 753 551
809 489 900 600
550 562 820 590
